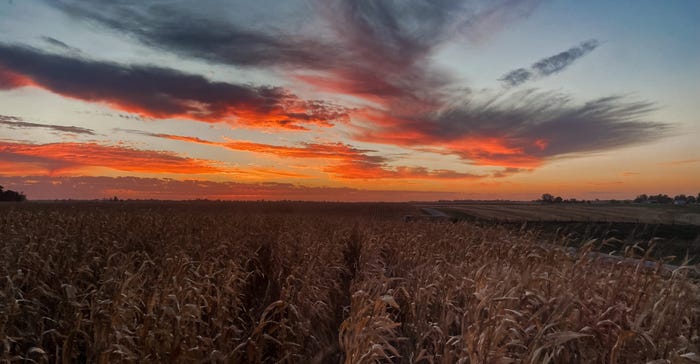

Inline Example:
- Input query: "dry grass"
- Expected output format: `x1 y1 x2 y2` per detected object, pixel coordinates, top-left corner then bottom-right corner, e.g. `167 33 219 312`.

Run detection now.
0 202 698 363
422 203 700 225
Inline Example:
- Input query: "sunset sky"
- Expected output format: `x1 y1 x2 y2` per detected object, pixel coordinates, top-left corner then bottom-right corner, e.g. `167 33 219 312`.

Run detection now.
1 0 698 201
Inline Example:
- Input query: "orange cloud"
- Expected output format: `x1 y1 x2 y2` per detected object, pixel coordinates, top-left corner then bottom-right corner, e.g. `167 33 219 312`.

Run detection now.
135 131 482 180
356 128 544 169
0 141 313 181
0 141 227 175
534 139 548 151
323 162 482 180
0 44 349 130
657 159 700 166
0 66 35 89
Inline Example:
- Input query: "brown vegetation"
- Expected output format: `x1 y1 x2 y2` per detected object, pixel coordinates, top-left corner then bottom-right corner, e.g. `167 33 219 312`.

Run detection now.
426 203 700 225
1 202 698 363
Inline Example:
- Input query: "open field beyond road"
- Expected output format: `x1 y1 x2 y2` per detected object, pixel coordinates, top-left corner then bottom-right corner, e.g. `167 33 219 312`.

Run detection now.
421 202 700 225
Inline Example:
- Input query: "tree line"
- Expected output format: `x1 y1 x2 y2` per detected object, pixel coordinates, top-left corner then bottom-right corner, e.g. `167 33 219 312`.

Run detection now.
0 186 26 202
633 193 699 204
539 194 586 204
540 193 700 204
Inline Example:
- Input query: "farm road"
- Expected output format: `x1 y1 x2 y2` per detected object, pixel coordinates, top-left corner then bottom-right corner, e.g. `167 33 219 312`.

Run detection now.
420 207 450 217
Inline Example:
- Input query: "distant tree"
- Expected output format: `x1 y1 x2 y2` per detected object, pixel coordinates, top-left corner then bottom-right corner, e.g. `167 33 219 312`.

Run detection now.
648 194 673 204
0 185 26 202
687 195 697 204
541 193 554 203
634 194 648 203
554 196 563 203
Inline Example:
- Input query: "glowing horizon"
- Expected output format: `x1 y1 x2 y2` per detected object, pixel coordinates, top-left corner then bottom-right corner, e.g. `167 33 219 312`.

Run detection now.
1 1 698 201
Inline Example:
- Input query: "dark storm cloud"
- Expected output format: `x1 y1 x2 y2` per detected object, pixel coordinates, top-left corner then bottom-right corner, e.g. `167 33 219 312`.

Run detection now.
0 43 349 129
0 114 95 135
500 39 600 87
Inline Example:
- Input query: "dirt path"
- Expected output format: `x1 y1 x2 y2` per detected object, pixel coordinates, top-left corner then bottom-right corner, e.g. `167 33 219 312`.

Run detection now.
420 207 450 217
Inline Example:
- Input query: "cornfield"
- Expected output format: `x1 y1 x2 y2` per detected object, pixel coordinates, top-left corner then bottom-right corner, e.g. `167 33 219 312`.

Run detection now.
1 202 698 363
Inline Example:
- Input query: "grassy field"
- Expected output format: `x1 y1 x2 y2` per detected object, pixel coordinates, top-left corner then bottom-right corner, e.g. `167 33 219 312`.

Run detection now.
419 202 700 264
420 202 700 225
1 202 699 363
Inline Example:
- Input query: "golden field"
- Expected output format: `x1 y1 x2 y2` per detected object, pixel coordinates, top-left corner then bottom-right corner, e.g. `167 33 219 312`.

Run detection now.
1 202 698 363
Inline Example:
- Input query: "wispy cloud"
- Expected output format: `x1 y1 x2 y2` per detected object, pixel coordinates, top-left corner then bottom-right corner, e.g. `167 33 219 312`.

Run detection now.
0 43 349 130
122 129 483 180
0 141 234 175
50 0 336 69
0 114 95 135
41 36 81 53
492 167 531 178
657 159 700 166
500 39 600 87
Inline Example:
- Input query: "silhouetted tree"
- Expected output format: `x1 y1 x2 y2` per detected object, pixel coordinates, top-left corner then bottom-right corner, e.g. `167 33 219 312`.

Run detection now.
634 194 648 203
0 185 26 202
554 196 563 203
649 194 673 204
674 194 687 203
541 193 554 203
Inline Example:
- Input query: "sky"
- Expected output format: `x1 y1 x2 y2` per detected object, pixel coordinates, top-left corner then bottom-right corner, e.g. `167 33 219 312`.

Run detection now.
0 0 698 201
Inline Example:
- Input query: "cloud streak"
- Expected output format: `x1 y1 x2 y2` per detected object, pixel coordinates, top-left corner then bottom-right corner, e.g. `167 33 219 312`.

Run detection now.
0 141 234 176
0 114 95 135
41 36 82 53
123 129 483 180
500 39 600 87
0 43 349 130
50 0 337 69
